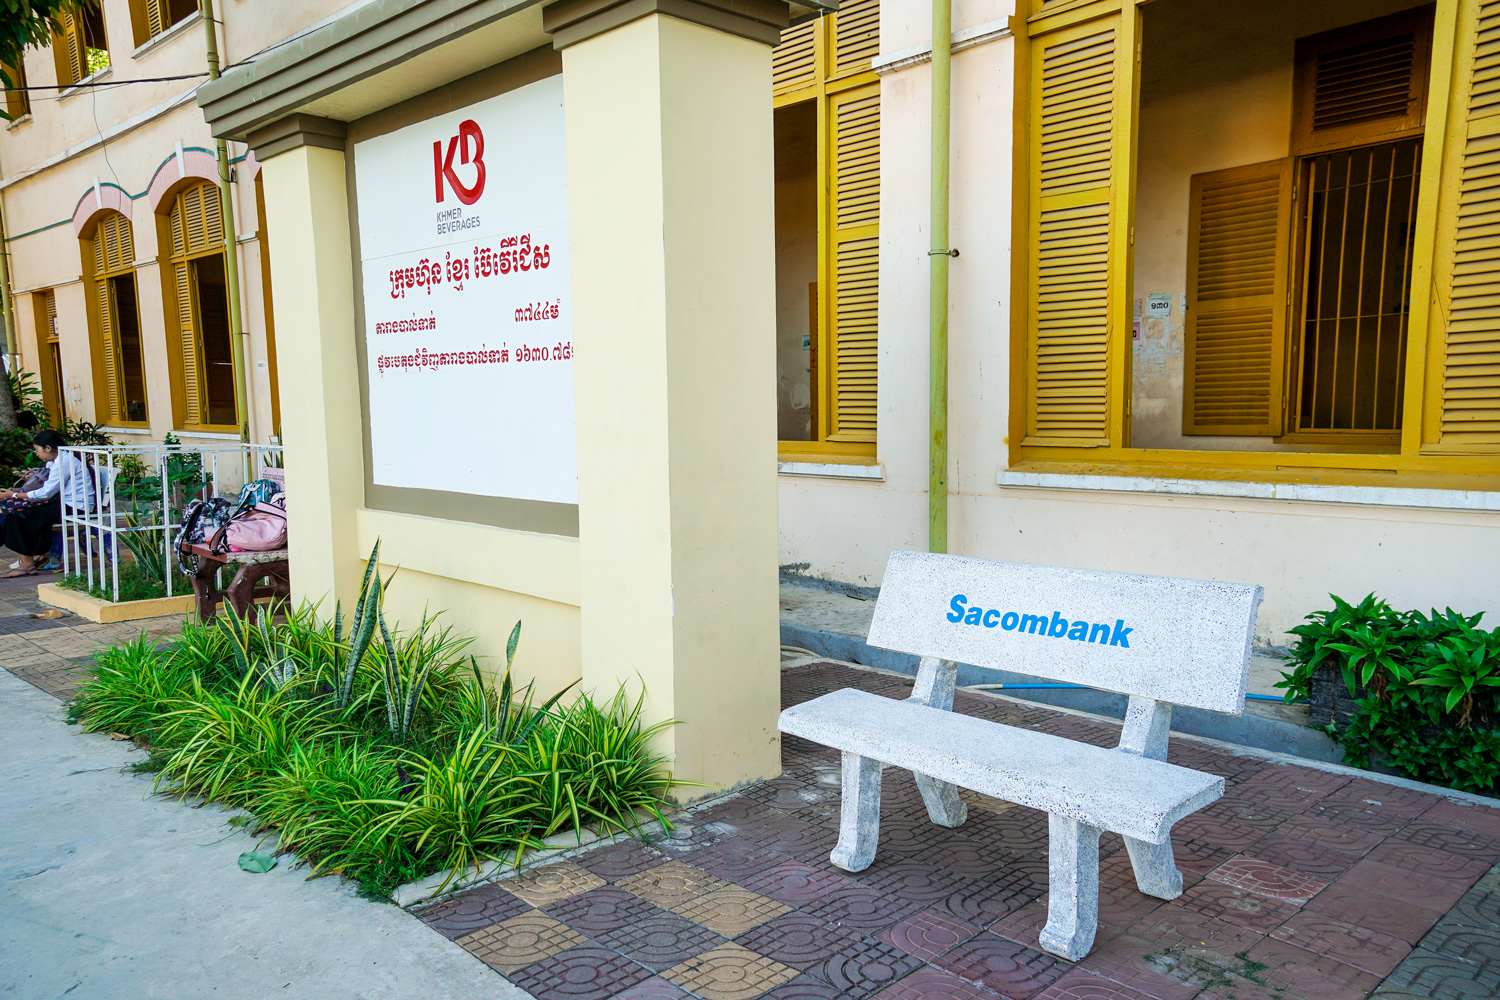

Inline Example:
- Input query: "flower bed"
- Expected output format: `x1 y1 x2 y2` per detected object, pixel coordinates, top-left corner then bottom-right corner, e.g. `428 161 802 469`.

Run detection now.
68 545 677 896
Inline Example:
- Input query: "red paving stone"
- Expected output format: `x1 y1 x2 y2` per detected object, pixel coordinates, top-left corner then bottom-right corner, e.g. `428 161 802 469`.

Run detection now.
387 660 1500 1000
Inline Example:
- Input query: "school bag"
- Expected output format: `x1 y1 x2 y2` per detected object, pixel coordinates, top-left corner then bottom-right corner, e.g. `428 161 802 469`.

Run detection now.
213 494 287 553
175 497 235 574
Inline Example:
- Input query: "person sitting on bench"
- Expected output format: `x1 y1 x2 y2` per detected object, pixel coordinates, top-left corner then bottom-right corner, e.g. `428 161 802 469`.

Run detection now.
0 430 95 578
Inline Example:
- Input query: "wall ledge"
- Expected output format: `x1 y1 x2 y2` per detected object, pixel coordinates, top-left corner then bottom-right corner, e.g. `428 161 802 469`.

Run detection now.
998 469 1500 513
779 461 884 481
872 18 1012 76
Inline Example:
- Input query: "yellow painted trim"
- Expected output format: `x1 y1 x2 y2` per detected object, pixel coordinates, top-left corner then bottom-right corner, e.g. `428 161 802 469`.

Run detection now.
777 444 878 463
1009 458 1500 492
1018 444 1500 477
37 582 194 623
1008 8 1031 469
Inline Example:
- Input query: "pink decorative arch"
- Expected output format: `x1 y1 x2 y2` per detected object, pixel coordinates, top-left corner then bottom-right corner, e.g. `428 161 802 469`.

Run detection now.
241 149 261 181
72 185 133 238
146 148 220 213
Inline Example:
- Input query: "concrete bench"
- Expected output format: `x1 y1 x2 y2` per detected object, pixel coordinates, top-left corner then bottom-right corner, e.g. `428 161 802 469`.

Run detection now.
777 551 1262 960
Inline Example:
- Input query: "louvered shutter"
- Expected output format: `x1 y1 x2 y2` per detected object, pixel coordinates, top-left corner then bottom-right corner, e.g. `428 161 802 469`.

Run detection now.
92 239 121 425
773 20 816 95
830 0 879 78
1425 0 1500 449
146 0 164 38
62 15 83 85
169 183 223 427
1293 7 1433 156
1182 160 1292 436
827 84 879 442
46 291 58 339
175 262 202 426
1024 8 1133 447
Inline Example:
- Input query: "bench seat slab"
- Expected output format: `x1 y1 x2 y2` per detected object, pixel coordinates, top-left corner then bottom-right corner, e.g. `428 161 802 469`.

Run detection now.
778 689 1223 844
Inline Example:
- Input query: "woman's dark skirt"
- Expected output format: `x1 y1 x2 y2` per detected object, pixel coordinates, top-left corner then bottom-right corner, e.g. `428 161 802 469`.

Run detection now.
4 498 60 557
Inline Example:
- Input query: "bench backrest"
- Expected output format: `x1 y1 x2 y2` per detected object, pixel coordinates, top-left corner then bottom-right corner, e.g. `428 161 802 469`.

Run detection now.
865 551 1262 715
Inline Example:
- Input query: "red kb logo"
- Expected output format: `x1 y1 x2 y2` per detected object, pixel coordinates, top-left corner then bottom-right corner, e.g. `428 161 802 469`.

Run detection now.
434 119 485 205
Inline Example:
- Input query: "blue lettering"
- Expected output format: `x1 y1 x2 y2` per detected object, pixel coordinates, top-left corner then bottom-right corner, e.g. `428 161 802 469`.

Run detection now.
1019 613 1047 634
1048 611 1069 638
1089 622 1110 644
982 609 1001 628
1110 620 1133 648
1001 611 1019 631
963 606 983 626
1067 620 1089 641
947 594 967 623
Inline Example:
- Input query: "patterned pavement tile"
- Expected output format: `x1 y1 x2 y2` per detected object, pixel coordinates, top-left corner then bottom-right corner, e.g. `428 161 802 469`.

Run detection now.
415 883 531 939
617 859 731 908
1394 819 1500 860
456 911 587 974
878 908 981 962
545 886 663 934
1236 765 1349 806
1124 904 1266 957
879 817 961 855
1034 968 1164 1000
501 861 606 907
1244 936 1382 1000
808 935 923 999
1304 881 1445 942
851 860 968 904
1420 801 1500 840
573 838 669 880
735 911 870 971
1171 814 1263 852
1322 778 1440 817
1246 833 1364 879
1269 908 1412 977
1197 797 1298 833
760 818 840 859
1071 934 1204 1000
957 786 1017 816
1165 880 1297 933
1362 838 1492 884
759 975 845 999
1166 835 1236 877
1303 799 1415 837
742 859 862 907
801 882 926 934
1207 855 1330 902
687 837 796 881
1274 813 1387 855
612 976 694 1000
595 912 727 971
661 942 801 1000
672 887 791 937
1443 871 1500 929
871 964 999 1000
1093 881 1166 931
509 944 655 1000
976 810 1053 854
1336 857 1474 911
932 869 1043 926
1383 945 1500 999
933 931 1069 999
913 836 1019 878
988 900 1054 952
1420 914 1500 967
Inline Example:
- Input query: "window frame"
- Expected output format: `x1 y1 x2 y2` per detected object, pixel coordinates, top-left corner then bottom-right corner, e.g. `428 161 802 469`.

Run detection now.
52 7 110 89
160 180 239 433
3 58 30 120
1009 0 1500 489
83 213 150 427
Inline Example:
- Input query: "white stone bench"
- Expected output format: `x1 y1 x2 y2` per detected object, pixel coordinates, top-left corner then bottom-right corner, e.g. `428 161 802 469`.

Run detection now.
777 551 1262 960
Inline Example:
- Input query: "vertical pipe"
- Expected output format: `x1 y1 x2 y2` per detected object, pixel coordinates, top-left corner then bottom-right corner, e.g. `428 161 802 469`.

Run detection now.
0 191 18 369
929 0 952 554
200 0 251 461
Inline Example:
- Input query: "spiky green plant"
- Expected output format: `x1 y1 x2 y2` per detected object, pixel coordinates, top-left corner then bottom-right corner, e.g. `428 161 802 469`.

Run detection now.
70 633 194 738
334 543 383 707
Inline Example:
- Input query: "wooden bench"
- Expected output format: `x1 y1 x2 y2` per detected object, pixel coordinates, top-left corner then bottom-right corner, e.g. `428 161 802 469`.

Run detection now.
180 543 290 623
777 550 1262 960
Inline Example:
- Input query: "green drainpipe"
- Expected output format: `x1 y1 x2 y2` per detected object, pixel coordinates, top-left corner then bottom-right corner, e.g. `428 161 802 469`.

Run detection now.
929 0 952 554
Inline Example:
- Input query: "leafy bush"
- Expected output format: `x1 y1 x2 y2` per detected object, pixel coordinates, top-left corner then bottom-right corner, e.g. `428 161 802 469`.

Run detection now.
69 544 678 896
1279 593 1500 793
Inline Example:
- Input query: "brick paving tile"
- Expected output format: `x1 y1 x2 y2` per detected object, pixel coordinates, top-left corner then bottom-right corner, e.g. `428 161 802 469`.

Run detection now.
415 883 531 939
1362 837 1492 884
1123 904 1266 957
617 860 731 908
1421 800 1500 840
931 869 1042 926
1336 857 1474 911
1323 778 1440 816
594 912 727 971
741 859 863 906
1421 912 1500 966
545 886 667 934
1303 799 1416 837
1244 936 1383 1000
1244 833 1364 879
509 944 654 1000
934 931 1069 998
1167 835 1236 877
1442 871 1500 929
1171 880 1299 932
851 859 968 904
807 935 923 999
500 861 606 907
734 911 870 971
1170 814 1263 852
1274 813 1388 855
1304 881 1445 942
800 882 926 935
1269 908 1412 977
1234 766 1349 811
756 818 839 858
1069 934 1204 1000
456 911 586 974
1034 969 1163 1000
697 796 791 831
660 942 800 1000
744 773 833 813
1382 945 1500 999
1092 881 1165 930
1393 819 1500 860
977 810 1053 854
671 887 790 936
758 975 844 999
957 787 1016 816
914 836 1021 878
878 817 960 855
573 838 669 880
686 837 796 881
878 908 982 962
871 964 999 1000
1207 855 1330 902
611 976 694 1000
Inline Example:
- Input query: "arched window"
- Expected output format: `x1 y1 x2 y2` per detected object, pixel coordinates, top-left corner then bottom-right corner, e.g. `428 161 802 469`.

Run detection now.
85 212 148 425
166 181 238 428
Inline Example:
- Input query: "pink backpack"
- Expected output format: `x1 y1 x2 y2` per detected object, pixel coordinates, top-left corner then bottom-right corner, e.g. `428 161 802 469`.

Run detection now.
213 495 287 553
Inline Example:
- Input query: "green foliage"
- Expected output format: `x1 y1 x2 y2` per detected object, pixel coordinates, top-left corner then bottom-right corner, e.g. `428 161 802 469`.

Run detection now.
58 560 194 603
6 368 48 426
61 419 111 447
1279 593 1500 793
0 2 90 111
68 546 679 896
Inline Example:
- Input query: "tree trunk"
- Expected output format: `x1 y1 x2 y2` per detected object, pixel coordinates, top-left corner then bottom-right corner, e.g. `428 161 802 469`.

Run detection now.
0 358 19 432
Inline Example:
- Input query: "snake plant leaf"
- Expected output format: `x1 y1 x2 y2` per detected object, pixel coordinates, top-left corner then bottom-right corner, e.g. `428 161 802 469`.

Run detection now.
506 621 521 669
238 851 277 873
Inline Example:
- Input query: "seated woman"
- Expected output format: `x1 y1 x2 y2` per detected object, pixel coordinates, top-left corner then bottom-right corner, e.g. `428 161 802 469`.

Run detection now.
0 430 95 578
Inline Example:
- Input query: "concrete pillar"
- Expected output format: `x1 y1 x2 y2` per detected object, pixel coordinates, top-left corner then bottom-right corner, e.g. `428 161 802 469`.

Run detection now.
554 8 783 791
249 118 364 609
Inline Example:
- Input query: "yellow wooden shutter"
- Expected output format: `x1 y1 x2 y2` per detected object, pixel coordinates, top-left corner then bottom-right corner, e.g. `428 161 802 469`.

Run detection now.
830 0 879 78
1426 0 1500 449
175 263 202 426
1024 7 1133 448
146 0 164 38
1183 159 1293 437
58 14 83 86
827 84 879 443
773 20 816 95
96 275 121 424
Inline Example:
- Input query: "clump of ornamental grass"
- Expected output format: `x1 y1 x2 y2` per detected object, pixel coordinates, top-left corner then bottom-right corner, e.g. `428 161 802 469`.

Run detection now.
68 542 680 898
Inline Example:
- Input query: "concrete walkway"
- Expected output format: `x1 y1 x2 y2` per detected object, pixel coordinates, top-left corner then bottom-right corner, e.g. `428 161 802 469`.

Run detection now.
0 668 530 1000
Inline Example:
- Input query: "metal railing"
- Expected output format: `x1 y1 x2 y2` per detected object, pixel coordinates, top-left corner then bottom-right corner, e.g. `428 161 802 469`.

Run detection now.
57 442 283 604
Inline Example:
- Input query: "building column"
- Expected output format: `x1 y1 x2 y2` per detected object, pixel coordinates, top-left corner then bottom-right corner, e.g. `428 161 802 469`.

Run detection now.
550 4 784 792
248 117 364 609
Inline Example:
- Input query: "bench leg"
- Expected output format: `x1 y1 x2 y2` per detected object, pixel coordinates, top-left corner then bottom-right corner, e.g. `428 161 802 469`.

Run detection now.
914 773 968 828
830 751 882 873
1123 835 1184 899
1039 815 1102 961
906 656 968 828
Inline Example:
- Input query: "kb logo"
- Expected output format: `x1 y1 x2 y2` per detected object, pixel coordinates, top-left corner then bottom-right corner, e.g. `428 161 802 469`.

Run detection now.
434 119 485 205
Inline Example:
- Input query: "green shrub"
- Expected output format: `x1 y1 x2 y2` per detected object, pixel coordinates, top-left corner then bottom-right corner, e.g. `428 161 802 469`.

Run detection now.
1280 593 1500 793
68 542 680 897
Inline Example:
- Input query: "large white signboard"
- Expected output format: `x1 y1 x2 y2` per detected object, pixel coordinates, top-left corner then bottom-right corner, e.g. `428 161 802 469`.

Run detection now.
354 75 575 505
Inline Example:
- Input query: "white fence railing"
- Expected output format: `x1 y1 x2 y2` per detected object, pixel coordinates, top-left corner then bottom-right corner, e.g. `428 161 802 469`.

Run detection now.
58 442 283 603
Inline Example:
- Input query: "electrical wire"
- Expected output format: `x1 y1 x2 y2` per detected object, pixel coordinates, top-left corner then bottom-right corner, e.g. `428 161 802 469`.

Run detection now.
2 72 208 90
